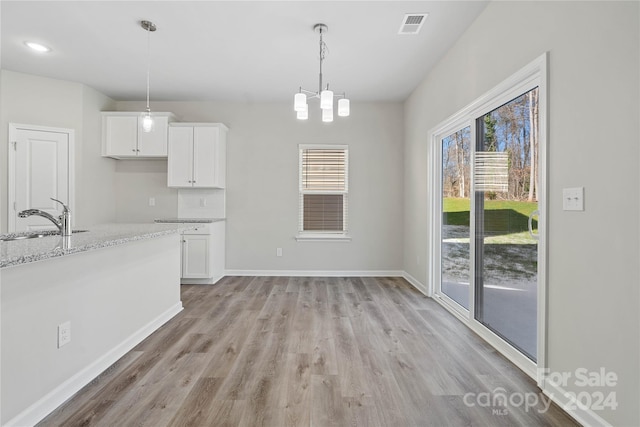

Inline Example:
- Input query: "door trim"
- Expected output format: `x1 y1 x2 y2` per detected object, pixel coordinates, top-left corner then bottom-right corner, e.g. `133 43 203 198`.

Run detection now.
8 123 75 232
428 53 548 383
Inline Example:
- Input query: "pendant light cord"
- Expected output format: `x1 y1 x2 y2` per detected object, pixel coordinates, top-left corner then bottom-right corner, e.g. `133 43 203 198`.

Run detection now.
145 24 151 111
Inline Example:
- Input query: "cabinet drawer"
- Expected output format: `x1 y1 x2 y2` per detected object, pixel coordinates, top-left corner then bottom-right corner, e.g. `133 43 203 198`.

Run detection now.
182 224 212 235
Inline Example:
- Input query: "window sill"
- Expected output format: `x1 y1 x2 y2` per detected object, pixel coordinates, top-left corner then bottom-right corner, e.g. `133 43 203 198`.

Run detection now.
295 233 352 242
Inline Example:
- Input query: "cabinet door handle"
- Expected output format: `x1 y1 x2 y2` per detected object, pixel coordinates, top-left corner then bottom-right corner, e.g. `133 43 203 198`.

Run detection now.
132 149 136 152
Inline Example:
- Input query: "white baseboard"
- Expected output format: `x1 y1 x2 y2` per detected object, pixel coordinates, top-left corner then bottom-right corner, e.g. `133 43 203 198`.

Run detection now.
224 270 430 297
224 269 405 278
5 303 184 427
181 274 225 285
401 271 429 296
541 380 613 427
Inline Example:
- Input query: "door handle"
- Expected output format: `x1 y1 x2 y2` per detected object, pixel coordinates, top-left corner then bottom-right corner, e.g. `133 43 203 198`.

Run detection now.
528 209 540 241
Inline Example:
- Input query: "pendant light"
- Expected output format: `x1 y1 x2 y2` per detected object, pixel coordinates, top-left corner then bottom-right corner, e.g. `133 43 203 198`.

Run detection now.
140 20 156 133
293 24 350 121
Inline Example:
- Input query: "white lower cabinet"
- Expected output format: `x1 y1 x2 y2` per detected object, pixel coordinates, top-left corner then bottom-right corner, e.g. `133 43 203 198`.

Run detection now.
182 233 210 278
180 221 225 284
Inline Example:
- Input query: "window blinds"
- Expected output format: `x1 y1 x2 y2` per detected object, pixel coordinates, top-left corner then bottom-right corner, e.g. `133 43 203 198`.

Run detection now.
474 151 509 193
299 147 348 232
301 149 347 192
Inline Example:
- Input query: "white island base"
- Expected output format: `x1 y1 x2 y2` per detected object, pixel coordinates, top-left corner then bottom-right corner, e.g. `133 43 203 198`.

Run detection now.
1 233 183 426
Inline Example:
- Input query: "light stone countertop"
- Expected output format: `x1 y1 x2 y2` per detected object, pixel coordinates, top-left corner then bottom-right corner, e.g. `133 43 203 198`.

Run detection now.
154 218 225 223
0 223 194 269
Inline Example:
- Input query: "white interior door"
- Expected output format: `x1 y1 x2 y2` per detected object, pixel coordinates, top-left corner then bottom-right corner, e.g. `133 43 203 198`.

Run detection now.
9 125 73 232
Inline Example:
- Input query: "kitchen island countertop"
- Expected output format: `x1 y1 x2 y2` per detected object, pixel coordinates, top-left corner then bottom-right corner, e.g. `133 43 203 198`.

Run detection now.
0 223 193 269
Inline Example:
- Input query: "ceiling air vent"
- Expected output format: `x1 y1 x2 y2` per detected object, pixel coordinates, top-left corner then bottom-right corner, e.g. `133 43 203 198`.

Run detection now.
398 13 428 35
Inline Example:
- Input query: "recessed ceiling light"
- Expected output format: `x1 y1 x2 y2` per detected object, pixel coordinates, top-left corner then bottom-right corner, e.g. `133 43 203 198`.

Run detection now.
25 41 51 53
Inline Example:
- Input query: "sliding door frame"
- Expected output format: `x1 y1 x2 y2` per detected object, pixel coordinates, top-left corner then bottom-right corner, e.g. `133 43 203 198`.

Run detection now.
429 53 548 384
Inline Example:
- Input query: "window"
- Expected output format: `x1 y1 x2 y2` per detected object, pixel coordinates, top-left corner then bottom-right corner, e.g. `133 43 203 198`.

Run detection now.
298 145 349 240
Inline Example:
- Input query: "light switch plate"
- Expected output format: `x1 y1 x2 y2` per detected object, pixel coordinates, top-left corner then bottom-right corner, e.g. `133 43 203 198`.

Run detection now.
563 187 584 211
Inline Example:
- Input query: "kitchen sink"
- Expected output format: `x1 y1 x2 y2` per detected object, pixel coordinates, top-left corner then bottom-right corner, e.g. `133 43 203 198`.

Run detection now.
0 229 88 242
0 233 49 242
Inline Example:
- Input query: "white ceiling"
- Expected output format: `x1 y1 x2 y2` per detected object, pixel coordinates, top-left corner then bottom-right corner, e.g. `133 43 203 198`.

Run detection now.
1 1 488 103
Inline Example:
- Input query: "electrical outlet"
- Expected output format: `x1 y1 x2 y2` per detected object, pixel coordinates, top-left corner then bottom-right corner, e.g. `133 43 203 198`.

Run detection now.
276 248 283 257
200 198 207 207
58 321 71 348
148 197 156 207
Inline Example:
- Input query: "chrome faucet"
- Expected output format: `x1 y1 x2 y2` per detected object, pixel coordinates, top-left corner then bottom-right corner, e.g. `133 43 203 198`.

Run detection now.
18 198 72 236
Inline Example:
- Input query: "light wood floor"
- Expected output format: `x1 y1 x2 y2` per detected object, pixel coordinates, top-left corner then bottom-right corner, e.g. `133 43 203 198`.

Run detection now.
39 277 578 426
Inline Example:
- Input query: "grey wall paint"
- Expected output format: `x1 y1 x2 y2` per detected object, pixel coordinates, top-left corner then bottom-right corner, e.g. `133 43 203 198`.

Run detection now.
403 2 639 425
0 70 117 231
79 86 118 226
115 100 405 272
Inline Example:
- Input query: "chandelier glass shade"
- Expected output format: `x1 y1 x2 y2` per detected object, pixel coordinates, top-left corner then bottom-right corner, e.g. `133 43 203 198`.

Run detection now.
294 24 350 121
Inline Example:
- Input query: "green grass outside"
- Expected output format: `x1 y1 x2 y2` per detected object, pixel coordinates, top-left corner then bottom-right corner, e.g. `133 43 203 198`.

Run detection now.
443 197 538 234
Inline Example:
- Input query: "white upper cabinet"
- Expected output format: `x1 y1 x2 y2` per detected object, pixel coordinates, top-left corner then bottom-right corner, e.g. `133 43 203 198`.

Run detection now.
167 126 194 186
168 123 228 188
101 112 176 159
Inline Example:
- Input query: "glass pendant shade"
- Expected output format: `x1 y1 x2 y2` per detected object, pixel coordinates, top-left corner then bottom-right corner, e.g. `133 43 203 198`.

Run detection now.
141 110 154 133
322 107 334 122
296 104 308 120
338 98 350 117
294 93 307 112
320 89 333 110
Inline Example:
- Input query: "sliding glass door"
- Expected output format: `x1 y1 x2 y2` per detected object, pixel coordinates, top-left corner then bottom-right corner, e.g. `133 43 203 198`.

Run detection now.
435 76 543 368
474 88 539 361
440 126 471 310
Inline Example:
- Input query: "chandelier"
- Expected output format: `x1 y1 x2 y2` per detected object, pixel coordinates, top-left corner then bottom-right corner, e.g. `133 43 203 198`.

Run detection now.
140 20 156 133
294 24 350 122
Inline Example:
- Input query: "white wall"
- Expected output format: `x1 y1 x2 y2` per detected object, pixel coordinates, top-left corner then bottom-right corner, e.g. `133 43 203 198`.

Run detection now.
0 70 117 231
115 100 405 273
114 159 178 223
403 2 639 426
79 86 118 225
